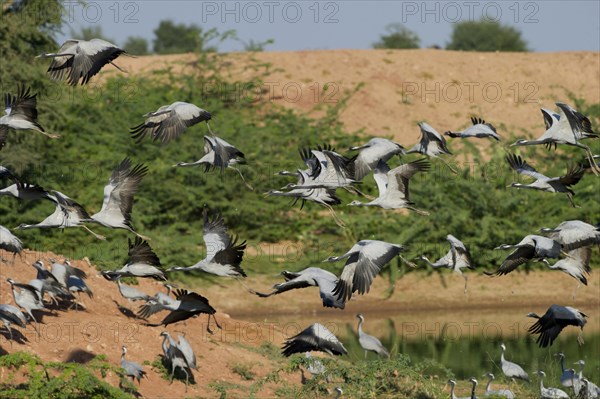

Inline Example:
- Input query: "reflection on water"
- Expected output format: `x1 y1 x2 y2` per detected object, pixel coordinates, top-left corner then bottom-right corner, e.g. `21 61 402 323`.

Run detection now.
234 306 600 383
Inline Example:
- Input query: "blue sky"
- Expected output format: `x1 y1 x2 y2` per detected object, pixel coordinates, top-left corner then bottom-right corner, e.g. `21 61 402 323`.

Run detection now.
58 1 600 52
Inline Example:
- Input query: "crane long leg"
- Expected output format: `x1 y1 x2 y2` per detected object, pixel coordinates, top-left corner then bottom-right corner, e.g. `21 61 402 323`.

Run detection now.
80 225 106 240
132 229 151 241
230 166 254 191
572 282 581 301
574 143 600 176
109 61 128 73
566 193 578 208
462 274 468 295
344 186 374 200
323 203 345 228
406 206 430 216
36 130 60 139
206 121 215 136
438 157 458 174
398 255 418 268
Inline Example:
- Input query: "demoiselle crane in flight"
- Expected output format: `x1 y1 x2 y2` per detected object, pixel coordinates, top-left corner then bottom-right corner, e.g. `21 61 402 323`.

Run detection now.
250 267 345 309
324 240 409 302
498 343 529 382
175 135 253 190
539 247 591 298
37 39 127 86
505 153 584 208
281 323 347 357
347 158 430 214
267 168 344 227
0 166 54 202
0 85 59 149
130 102 212 144
136 283 178 319
101 237 166 281
418 234 475 293
355 314 389 358
348 138 405 181
511 102 600 175
485 234 562 277
407 122 457 173
167 209 247 277
89 158 150 240
445 117 500 141
15 190 105 240
145 288 220 334
539 220 600 251
527 304 587 347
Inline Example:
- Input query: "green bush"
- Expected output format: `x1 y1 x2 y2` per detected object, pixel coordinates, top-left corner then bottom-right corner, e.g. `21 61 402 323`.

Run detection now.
373 23 420 49
447 19 529 52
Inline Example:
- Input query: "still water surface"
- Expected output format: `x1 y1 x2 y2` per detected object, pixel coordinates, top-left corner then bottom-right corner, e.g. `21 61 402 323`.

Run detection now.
234 306 600 383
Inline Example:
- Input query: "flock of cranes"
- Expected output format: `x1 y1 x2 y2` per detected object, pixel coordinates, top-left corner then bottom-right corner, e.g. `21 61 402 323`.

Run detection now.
0 37 599 398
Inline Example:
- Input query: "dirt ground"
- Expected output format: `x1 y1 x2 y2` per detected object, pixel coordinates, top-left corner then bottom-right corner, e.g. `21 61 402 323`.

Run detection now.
108 49 600 150
1 246 598 398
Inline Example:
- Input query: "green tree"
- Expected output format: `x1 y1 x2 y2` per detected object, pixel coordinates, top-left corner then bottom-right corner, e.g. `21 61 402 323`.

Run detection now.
447 19 529 52
123 36 149 55
373 23 420 49
153 20 210 54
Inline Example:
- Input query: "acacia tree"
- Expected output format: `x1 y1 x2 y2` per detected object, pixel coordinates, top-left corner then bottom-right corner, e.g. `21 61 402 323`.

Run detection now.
373 23 420 49
447 19 529 52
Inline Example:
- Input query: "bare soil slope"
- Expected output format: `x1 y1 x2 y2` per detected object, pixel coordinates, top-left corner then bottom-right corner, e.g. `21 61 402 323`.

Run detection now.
110 49 600 149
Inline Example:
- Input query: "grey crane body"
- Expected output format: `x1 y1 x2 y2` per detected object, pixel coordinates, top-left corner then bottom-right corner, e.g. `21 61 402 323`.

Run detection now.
50 259 87 288
131 101 212 144
540 220 600 251
348 158 430 214
0 225 23 262
16 190 105 240
349 137 405 181
252 267 345 309
160 332 195 388
89 158 149 240
483 372 514 398
38 38 126 86
511 102 599 174
0 304 27 341
541 246 591 286
282 323 347 357
499 343 529 381
445 117 500 141
537 370 569 399
0 167 54 201
356 314 389 358
268 167 344 226
120 345 147 384
6 278 45 323
0 85 58 147
420 234 474 293
103 237 166 281
325 240 405 302
136 284 178 319
554 353 578 388
116 278 150 302
485 234 562 276
175 135 252 189
448 379 470 399
167 210 247 277
527 304 587 347
505 153 584 207
145 289 220 334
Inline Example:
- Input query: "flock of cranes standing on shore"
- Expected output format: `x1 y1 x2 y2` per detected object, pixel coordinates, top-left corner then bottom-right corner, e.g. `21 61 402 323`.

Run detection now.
0 38 599 397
